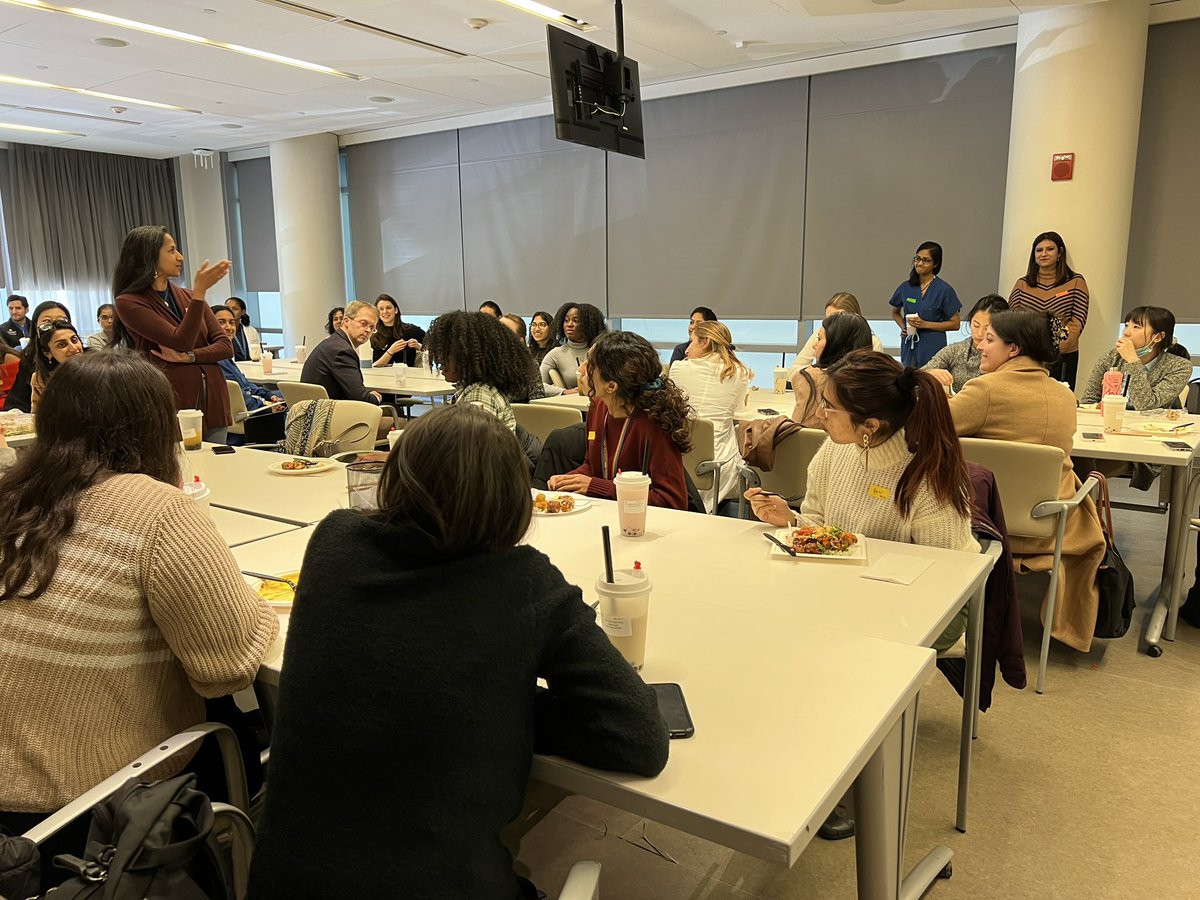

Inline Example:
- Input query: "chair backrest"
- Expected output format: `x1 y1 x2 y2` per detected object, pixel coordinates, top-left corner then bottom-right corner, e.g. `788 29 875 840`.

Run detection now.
1187 378 1200 414
682 416 717 491
327 400 383 454
1180 382 1190 410
226 380 248 435
959 437 1063 539
547 368 566 389
512 403 583 445
0 359 20 404
749 427 827 502
278 380 328 406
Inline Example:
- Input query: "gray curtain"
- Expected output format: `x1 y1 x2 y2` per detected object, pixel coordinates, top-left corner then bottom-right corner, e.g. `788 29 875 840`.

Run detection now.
5 143 180 298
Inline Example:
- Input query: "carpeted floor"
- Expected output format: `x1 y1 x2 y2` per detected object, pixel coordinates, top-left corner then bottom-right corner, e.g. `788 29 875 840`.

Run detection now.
517 478 1200 899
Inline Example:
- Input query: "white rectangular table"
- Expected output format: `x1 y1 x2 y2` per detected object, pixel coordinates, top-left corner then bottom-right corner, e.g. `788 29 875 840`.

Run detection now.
209 506 299 547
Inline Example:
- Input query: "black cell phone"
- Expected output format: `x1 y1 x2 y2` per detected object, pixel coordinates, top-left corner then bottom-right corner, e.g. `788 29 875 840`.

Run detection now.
757 408 780 416
1081 432 1104 442
651 683 695 739
212 445 236 455
1163 440 1193 451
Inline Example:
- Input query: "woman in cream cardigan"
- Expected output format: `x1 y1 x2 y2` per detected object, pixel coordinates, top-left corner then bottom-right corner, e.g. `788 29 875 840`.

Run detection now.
949 309 1106 653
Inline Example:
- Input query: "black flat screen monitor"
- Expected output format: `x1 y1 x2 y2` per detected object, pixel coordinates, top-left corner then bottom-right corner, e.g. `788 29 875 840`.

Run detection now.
547 24 645 159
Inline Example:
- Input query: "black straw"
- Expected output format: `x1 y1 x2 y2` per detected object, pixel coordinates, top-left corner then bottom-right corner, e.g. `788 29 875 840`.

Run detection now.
602 525 614 584
640 442 650 475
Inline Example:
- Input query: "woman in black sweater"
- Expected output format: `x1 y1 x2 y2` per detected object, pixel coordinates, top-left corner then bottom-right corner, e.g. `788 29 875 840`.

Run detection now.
248 404 668 900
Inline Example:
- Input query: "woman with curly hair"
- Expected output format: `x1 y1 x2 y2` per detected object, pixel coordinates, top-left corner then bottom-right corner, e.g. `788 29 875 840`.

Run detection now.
550 331 691 510
539 302 606 394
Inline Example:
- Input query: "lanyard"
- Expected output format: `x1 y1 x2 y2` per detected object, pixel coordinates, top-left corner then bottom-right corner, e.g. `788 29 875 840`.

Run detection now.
600 408 635 480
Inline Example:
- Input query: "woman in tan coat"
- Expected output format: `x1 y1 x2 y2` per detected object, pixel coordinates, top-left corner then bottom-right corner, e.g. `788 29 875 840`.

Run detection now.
949 309 1105 652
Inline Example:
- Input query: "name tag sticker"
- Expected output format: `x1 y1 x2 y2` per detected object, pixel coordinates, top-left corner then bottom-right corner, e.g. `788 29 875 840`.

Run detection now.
1055 290 1069 298
588 431 596 441
868 484 891 500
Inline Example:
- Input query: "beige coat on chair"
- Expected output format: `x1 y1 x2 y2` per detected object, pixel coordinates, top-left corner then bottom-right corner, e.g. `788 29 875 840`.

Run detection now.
949 356 1106 652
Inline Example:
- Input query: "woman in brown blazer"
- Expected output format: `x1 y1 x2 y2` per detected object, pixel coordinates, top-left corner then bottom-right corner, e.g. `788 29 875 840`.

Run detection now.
112 226 234 440
949 309 1105 653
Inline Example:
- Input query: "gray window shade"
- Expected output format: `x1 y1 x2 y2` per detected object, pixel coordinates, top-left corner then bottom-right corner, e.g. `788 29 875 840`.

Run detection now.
1126 20 1200 321
607 80 809 320
345 132 464 315
233 157 278 293
459 118 606 316
803 47 1014 319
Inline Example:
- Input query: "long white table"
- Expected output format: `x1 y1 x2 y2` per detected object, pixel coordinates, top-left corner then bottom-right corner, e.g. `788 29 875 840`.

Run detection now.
234 526 943 900
209 506 299 547
236 360 455 402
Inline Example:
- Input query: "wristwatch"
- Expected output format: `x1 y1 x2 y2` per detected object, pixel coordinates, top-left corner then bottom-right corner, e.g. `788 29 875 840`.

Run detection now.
187 351 196 363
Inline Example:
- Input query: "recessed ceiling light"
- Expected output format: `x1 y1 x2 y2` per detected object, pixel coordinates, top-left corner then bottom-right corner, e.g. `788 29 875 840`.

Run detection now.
368 95 394 103
0 0 365 79
0 122 85 136
871 0 906 4
91 36 128 48
714 30 727 36
0 73 202 113
221 123 243 128
34 64 48 70
202 7 218 13
493 0 596 32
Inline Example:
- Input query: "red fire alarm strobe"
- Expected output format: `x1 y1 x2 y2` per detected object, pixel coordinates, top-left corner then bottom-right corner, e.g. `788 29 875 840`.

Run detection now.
1051 152 1075 181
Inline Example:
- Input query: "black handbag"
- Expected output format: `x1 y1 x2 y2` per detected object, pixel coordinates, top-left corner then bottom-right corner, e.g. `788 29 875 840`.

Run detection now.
1090 472 1135 639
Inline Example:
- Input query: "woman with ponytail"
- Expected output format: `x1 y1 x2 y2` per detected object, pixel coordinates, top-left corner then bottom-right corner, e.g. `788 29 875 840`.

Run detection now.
746 349 977 651
949 309 1105 654
549 331 691 510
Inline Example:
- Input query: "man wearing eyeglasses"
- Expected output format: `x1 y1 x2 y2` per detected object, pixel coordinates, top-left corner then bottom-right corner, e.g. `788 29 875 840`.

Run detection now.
301 299 383 405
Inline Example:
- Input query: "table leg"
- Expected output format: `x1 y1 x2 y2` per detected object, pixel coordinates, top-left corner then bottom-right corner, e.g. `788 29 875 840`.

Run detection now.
1147 464 1190 650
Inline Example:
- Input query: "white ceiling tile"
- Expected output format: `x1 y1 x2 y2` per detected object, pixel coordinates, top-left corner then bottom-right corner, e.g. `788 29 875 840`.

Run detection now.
249 20 453 73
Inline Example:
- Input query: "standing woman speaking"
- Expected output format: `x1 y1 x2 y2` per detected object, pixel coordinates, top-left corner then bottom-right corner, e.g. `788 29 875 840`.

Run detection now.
1008 231 1089 388
112 226 235 442
888 241 962 368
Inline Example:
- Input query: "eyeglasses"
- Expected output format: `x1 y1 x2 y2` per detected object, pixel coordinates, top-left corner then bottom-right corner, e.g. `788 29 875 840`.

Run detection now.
912 256 934 265
816 395 849 416
348 318 377 332
37 318 72 334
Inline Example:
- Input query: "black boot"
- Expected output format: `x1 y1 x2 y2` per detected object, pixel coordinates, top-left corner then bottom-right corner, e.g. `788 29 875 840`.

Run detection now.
817 809 855 841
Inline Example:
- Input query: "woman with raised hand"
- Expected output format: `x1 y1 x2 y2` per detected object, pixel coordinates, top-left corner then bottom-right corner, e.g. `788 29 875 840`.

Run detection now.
922 294 1009 394
550 331 691 510
669 320 751 513
371 293 425 368
949 309 1105 653
888 241 962 368
539 301 607 395
791 313 874 428
247 404 667 899
1008 231 1089 388
29 318 84 412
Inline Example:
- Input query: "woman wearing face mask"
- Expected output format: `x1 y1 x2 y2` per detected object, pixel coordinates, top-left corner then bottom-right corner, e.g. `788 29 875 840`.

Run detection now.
30 319 85 412
1079 306 1191 411
922 295 1009 394
888 241 961 368
1008 231 1089 388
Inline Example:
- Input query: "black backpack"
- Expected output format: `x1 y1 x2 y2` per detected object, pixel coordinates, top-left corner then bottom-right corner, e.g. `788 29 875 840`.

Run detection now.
44 774 236 900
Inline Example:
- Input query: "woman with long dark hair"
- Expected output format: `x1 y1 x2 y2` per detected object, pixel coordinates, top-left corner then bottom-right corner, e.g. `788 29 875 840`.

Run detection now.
112 226 234 442
1008 231 1089 387
370 293 425 368
791 313 874 427
0 350 277 831
922 294 1010 394
539 301 606 394
1 301 71 413
29 318 84 412
888 241 962 368
224 297 260 361
527 310 555 365
247 404 667 899
791 293 884 375
325 306 344 336
549 331 692 510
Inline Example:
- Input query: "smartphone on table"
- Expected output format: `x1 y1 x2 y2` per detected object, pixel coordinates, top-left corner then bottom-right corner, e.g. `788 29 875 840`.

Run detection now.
650 683 695 739
213 445 236 455
1080 432 1104 442
1163 440 1193 452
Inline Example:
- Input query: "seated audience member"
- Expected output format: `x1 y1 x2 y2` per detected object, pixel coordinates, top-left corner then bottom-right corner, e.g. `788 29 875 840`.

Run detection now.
790 293 884 377
540 301 606 394
225 296 260 361
0 350 277 833
923 294 1009 394
949 310 1105 653
212 305 284 412
247 403 667 900
669 321 750 513
550 331 691 509
3 301 72 413
748 350 977 651
301 300 383 405
1079 306 1192 410
791 313 874 428
528 311 555 365
30 318 84 412
371 293 425 368
325 306 344 336
669 307 718 365
500 313 527 344
87 303 116 350
478 300 503 317
0 294 30 350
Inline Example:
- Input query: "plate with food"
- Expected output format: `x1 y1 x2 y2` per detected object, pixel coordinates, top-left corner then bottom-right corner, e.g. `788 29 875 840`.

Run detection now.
769 525 866 561
1126 421 1194 435
268 458 336 475
249 571 300 610
531 489 592 516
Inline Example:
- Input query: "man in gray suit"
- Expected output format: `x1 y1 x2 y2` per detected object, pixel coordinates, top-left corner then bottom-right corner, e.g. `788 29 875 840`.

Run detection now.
301 300 382 404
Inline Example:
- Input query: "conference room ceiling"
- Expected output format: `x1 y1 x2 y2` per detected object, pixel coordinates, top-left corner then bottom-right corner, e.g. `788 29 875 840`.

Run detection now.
0 0 1167 158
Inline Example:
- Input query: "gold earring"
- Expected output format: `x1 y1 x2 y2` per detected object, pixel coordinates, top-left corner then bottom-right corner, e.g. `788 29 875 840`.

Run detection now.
861 432 871 449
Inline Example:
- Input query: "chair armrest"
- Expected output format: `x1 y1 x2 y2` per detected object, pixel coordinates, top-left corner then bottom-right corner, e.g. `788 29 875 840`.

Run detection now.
380 404 400 421
1032 475 1099 519
559 861 601 900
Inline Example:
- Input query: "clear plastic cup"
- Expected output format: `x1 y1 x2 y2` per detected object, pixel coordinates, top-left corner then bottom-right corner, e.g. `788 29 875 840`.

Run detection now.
614 471 651 537
394 363 408 387
773 366 787 393
346 460 385 510
177 409 204 450
387 429 401 451
261 351 273 375
295 345 308 364
1101 394 1127 434
595 567 652 669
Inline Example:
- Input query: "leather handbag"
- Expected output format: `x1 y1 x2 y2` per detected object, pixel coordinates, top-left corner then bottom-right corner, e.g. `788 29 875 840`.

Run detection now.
1089 472 1135 639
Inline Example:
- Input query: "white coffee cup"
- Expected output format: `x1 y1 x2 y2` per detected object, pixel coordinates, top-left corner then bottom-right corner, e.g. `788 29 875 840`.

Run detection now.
595 567 652 669
182 476 211 516
906 312 920 330
614 471 651 537
387 429 401 450
394 363 408 387
177 409 204 451
1101 394 1127 434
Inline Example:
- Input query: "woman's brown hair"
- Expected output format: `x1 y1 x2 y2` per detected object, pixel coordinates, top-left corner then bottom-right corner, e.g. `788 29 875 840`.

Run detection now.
588 331 692 454
825 292 862 315
691 321 751 383
377 404 531 557
824 350 970 520
0 350 182 603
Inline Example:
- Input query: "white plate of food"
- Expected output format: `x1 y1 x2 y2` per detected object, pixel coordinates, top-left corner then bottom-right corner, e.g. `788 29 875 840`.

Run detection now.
1127 421 1194 435
247 572 299 610
768 525 866 561
267 458 336 475
531 489 592 516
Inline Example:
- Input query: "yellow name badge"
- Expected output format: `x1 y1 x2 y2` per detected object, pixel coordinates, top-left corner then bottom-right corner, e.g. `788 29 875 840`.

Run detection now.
588 431 596 441
868 484 891 501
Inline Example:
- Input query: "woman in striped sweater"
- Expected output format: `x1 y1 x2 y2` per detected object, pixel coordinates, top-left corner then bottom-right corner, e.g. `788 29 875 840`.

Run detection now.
1008 231 1089 388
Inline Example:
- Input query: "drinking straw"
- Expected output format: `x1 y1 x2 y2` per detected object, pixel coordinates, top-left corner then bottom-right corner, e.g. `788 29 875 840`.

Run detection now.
641 442 650 475
301 335 307 347
602 525 614 584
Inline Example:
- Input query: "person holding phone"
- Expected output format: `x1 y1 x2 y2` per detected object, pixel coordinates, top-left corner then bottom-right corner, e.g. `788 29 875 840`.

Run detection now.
888 241 961 368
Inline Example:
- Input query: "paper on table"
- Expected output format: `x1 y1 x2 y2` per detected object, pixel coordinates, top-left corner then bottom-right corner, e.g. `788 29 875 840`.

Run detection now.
859 554 934 585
